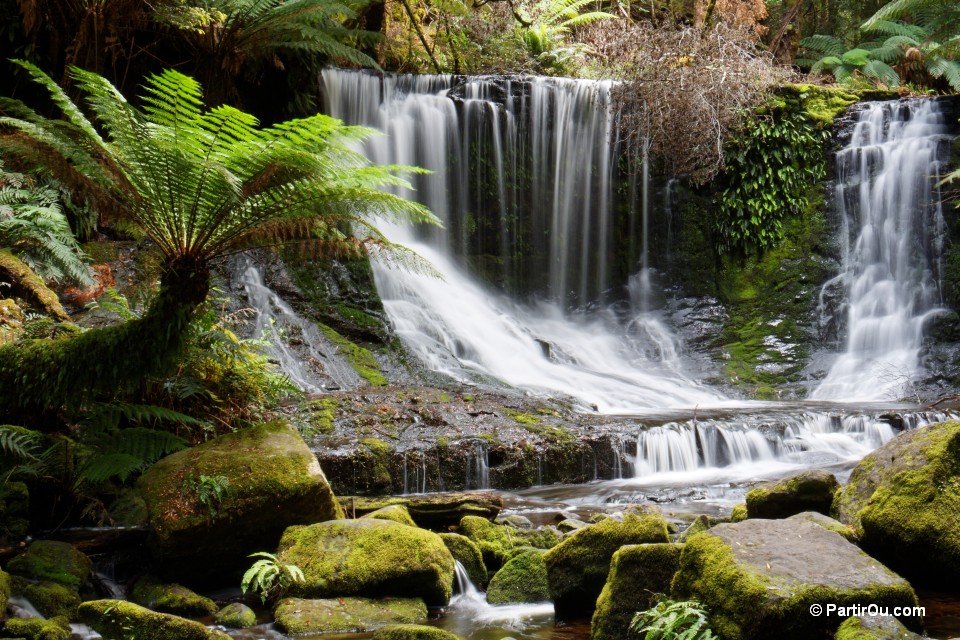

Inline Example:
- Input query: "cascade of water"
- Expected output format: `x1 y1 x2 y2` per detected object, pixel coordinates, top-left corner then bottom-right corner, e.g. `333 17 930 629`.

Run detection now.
466 440 491 490
814 99 954 400
447 561 555 633
320 68 722 413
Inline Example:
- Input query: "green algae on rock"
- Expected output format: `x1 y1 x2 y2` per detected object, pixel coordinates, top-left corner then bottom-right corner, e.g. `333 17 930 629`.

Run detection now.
130 574 218 617
277 518 455 606
78 600 231 640
275 597 427 634
746 469 840 519
486 549 550 605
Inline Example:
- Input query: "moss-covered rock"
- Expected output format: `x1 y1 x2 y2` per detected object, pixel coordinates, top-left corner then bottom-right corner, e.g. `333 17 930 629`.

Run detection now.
362 504 417 527
371 624 463 640
340 492 502 529
486 549 550 605
671 519 919 640
746 470 840 519
544 512 670 618
591 543 684 640
834 615 923 639
833 420 960 586
679 515 710 542
138 421 343 585
0 568 10 613
108 487 149 527
777 84 859 129
18 579 81 618
459 515 563 571
0 249 70 321
788 511 858 543
7 540 92 589
556 518 587 533
214 603 256 629
730 503 748 522
277 518 455 606
0 298 24 345
4 615 71 640
275 597 427 634
78 600 231 640
130 574 218 617
439 533 487 588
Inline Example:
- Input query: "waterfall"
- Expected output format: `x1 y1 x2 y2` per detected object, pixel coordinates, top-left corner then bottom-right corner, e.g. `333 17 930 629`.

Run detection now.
320 68 722 413
814 99 954 400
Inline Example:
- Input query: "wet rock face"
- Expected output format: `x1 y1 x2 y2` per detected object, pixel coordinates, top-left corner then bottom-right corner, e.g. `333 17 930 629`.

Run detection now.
671 519 919 640
745 469 840 519
274 597 427 635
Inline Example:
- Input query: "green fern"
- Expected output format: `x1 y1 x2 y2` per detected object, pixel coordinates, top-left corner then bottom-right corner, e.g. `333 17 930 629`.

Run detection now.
241 551 305 604
0 425 42 461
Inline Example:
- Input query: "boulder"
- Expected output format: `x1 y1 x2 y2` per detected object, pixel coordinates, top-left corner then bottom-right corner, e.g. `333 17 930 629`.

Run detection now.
17 579 81 618
277 518 455 606
556 518 587 534
832 420 960 587
730 504 748 522
788 511 858 543
130 574 218 616
6 540 92 589
372 624 463 640
544 512 670 618
340 492 502 529
214 603 256 629
591 543 684 640
4 616 71 640
138 421 342 584
834 615 923 639
671 519 919 640
459 515 562 570
746 470 839 519
496 514 533 529
439 533 487 588
274 597 427 634
78 600 231 640
678 515 710 542
0 568 10 613
486 549 550 605
361 505 417 527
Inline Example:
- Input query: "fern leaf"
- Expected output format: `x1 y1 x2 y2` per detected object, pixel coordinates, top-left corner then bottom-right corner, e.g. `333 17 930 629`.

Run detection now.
81 452 144 483
0 426 42 461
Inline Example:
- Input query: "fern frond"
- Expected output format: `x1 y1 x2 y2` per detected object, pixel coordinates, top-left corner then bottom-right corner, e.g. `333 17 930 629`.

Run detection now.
81 452 144 483
0 426 42 461
799 34 848 58
862 59 902 86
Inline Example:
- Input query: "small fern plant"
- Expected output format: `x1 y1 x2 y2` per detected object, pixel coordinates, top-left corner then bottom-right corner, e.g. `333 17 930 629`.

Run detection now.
241 552 305 604
630 599 715 640
182 474 230 518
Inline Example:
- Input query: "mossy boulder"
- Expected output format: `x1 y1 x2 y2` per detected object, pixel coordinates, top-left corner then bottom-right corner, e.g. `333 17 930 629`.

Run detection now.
362 504 417 527
214 603 256 629
277 518 455 606
372 624 463 640
745 470 839 519
834 615 923 639
486 549 550 604
0 298 24 345
679 515 710 542
4 615 71 640
130 574 218 616
138 421 343 584
788 511 858 543
274 597 427 634
341 492 502 529
0 568 10 613
17 578 81 618
439 533 487 588
671 519 918 640
832 421 960 587
556 518 587 533
7 540 92 589
544 512 670 618
730 503 748 522
591 543 684 640
459 515 562 571
78 600 231 640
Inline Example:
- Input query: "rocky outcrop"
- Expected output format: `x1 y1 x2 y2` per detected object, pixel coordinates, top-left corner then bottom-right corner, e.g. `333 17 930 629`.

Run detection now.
746 469 839 519
274 597 427 634
486 549 550 604
787 511 858 542
138 421 342 584
671 519 919 639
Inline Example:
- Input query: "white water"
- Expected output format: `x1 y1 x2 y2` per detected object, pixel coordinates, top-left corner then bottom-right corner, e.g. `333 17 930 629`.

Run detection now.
814 100 953 400
447 561 554 634
321 69 723 413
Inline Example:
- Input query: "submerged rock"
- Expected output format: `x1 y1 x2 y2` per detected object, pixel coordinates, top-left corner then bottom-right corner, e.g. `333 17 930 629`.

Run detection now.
486 549 550 604
671 519 918 639
274 597 427 634
78 600 231 640
746 469 839 519
139 421 342 584
214 603 256 629
372 624 463 640
277 518 455 606
130 574 218 617
544 512 670 618
833 420 960 587
591 543 683 640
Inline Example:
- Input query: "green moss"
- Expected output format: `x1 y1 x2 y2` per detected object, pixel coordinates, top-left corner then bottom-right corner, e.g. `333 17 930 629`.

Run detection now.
679 515 710 542
746 470 839 519
834 615 920 640
439 533 487 588
78 600 231 640
0 568 10 612
307 397 339 435
317 323 388 386
730 504 748 522
20 579 81 618
0 480 30 540
130 575 218 616
777 84 859 129
5 615 71 640
486 549 550 604
362 504 417 527
787 512 859 543
7 541 92 589
371 624 462 640
459 516 562 570
275 597 427 634
504 409 541 426
214 603 256 629
0 249 69 321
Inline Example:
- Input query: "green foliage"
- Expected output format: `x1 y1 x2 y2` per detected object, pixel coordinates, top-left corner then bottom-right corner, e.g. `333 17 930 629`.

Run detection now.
630 599 715 640
715 109 827 255
182 473 230 518
516 0 614 75
241 551 304 604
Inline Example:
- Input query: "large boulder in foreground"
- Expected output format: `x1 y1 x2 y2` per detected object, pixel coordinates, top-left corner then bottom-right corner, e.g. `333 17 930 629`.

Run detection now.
277 518 455 606
746 469 839 519
275 597 427 634
833 420 960 587
591 543 683 640
78 600 230 640
671 519 918 640
139 421 342 584
544 512 669 618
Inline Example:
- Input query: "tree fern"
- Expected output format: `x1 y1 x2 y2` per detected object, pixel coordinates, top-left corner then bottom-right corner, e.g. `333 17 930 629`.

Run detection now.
0 425 42 461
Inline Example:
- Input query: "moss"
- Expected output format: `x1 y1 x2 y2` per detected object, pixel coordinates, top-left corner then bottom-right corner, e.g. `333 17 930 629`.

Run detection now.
340 494 502 530
275 597 427 634
214 603 256 629
0 568 10 613
679 515 710 542
78 600 231 640
730 504 748 522
362 504 417 527
0 480 30 541
358 437 394 489
486 549 550 605
777 84 859 129
746 470 839 519
107 487 148 527
787 512 859 543
317 322 388 386
372 624 462 640
591 543 684 640
439 533 487 588
0 249 69 321
307 397 339 435
0 298 24 345
459 516 562 570
7 541 92 589
504 409 541 426
130 575 218 617
277 518 455 606
834 615 920 639
4 615 71 640
544 513 670 617
19 579 81 618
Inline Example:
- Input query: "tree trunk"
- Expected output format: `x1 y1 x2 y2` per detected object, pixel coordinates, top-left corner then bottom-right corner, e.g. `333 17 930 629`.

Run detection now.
0 255 210 425
0 249 70 322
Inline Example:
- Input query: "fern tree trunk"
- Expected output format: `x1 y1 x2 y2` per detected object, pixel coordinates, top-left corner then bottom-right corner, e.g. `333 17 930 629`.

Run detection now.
0 255 210 426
